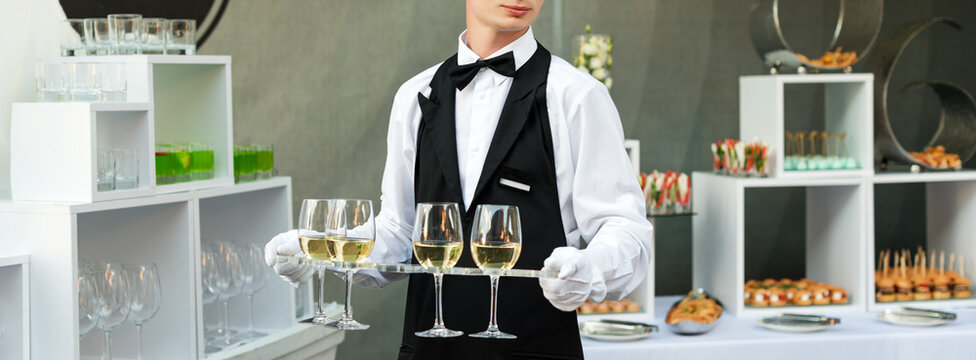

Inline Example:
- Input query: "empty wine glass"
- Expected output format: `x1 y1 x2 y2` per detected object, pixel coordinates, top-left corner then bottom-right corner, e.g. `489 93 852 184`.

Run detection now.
412 202 464 338
468 204 522 339
78 264 99 338
201 244 223 352
298 199 333 325
324 199 375 330
215 240 244 345
240 243 269 340
127 264 161 360
94 262 130 359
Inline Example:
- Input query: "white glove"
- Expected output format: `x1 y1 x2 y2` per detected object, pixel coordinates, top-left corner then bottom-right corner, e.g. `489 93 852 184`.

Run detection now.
264 230 314 287
539 247 607 312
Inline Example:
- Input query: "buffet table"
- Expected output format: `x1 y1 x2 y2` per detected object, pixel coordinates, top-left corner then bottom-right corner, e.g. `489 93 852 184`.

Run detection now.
582 296 976 360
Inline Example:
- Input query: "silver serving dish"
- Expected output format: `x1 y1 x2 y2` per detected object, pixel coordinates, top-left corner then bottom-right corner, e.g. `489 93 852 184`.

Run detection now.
666 288 724 335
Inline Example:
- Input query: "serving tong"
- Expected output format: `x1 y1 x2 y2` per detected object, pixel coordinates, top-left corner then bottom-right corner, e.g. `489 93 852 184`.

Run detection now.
762 313 841 326
884 307 957 321
580 319 658 336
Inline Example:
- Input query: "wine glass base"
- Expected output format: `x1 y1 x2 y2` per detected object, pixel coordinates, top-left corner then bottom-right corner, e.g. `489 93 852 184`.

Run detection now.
325 318 370 330
415 327 464 338
469 329 517 339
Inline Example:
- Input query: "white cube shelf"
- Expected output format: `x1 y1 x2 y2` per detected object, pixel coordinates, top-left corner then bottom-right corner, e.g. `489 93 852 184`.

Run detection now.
740 74 873 179
692 172 868 317
0 254 29 360
868 171 976 311
11 55 235 203
0 177 303 359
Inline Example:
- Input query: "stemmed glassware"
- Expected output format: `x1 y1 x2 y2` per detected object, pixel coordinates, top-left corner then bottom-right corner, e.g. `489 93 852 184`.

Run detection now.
94 262 130 360
241 243 269 339
298 199 334 325
200 244 224 352
78 264 99 338
412 202 464 338
468 205 522 339
127 263 161 360
214 240 244 344
324 199 375 330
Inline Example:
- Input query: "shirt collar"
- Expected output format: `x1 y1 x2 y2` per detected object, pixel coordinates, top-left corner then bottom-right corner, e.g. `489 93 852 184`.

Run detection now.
457 27 537 84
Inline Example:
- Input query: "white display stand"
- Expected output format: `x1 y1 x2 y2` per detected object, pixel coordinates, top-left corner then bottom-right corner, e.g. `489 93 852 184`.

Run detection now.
11 56 235 203
693 73 976 317
0 254 29 360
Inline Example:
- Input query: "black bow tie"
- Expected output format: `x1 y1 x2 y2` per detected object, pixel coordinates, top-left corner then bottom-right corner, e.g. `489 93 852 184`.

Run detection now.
449 52 516 90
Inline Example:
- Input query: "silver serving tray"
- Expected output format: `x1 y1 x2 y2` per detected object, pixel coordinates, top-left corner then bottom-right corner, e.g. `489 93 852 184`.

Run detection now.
666 288 724 335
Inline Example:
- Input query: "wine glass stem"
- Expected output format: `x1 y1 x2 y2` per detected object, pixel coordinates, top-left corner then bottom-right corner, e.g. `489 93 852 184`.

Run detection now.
222 300 231 341
247 294 255 334
343 269 354 320
488 275 500 332
317 268 326 318
136 323 143 360
102 329 112 360
433 272 445 328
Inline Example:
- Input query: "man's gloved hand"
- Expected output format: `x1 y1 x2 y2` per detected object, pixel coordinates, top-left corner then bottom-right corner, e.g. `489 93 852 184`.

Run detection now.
539 247 607 312
264 230 314 287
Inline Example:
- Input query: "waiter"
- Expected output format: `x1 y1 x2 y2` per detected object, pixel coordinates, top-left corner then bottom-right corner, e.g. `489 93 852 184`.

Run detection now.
266 0 652 358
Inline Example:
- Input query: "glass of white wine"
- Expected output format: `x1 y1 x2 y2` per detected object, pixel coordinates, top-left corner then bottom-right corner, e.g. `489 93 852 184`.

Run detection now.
469 204 522 339
324 199 375 330
298 199 333 325
413 202 465 338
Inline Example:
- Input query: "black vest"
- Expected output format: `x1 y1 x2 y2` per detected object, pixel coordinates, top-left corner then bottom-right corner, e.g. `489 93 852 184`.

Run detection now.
399 44 584 360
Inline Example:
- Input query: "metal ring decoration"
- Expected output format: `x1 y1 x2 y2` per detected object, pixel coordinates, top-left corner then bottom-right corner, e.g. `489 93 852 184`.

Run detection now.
864 18 976 170
749 0 884 73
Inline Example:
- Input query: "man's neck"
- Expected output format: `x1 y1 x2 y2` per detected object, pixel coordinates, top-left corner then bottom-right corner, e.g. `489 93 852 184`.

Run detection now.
465 26 529 59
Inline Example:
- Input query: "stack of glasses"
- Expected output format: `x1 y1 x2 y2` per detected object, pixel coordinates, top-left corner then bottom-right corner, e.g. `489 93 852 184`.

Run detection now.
784 131 858 171
234 145 274 183
62 15 196 56
97 149 139 192
35 62 126 102
155 143 214 185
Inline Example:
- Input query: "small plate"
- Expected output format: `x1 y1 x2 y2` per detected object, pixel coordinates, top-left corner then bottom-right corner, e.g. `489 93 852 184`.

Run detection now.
877 310 950 327
580 320 657 342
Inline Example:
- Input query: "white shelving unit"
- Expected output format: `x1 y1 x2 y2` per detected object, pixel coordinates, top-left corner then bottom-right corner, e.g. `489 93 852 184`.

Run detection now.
739 73 873 179
11 56 235 203
0 254 29 360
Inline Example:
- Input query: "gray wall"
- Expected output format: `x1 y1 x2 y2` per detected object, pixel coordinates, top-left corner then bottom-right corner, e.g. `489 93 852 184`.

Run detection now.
200 1 976 358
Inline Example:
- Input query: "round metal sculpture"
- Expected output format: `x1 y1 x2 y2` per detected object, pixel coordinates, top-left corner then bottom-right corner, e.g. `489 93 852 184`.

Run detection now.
864 18 976 170
749 0 884 73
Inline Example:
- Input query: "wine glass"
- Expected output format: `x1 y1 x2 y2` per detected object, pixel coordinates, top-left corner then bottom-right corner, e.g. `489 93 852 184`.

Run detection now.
298 199 334 325
412 202 464 338
94 262 130 359
468 204 522 339
127 263 161 360
324 199 375 330
215 240 245 345
241 242 269 339
78 264 99 338
200 244 223 352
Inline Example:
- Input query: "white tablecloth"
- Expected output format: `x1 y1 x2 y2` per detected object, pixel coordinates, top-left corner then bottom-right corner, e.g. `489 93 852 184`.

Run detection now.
582 296 976 360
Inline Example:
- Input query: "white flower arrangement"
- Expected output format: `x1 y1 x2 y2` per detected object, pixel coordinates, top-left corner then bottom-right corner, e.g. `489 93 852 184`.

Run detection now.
573 25 613 90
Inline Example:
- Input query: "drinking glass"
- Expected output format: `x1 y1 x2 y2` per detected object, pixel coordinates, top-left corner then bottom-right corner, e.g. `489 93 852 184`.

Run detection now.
324 199 375 330
108 14 142 54
155 144 175 185
215 240 244 344
140 18 167 54
78 264 99 338
166 19 196 55
97 149 116 192
468 204 522 339
201 244 223 352
241 243 269 339
35 63 68 102
114 149 139 189
233 145 256 183
412 202 464 338
190 143 214 180
62 19 87 56
254 144 274 180
127 263 161 360
68 63 100 102
171 143 193 183
298 199 333 325
85 18 112 55
94 262 130 360
99 63 126 102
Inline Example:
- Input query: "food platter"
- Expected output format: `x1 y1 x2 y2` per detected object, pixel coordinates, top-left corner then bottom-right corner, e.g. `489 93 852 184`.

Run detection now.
666 289 723 335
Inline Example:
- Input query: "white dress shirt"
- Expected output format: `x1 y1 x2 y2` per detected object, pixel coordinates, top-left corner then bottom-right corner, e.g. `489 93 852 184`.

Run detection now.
370 27 653 301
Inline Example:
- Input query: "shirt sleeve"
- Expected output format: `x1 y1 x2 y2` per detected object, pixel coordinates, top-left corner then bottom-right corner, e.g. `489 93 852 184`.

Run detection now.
567 82 654 301
364 84 422 287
